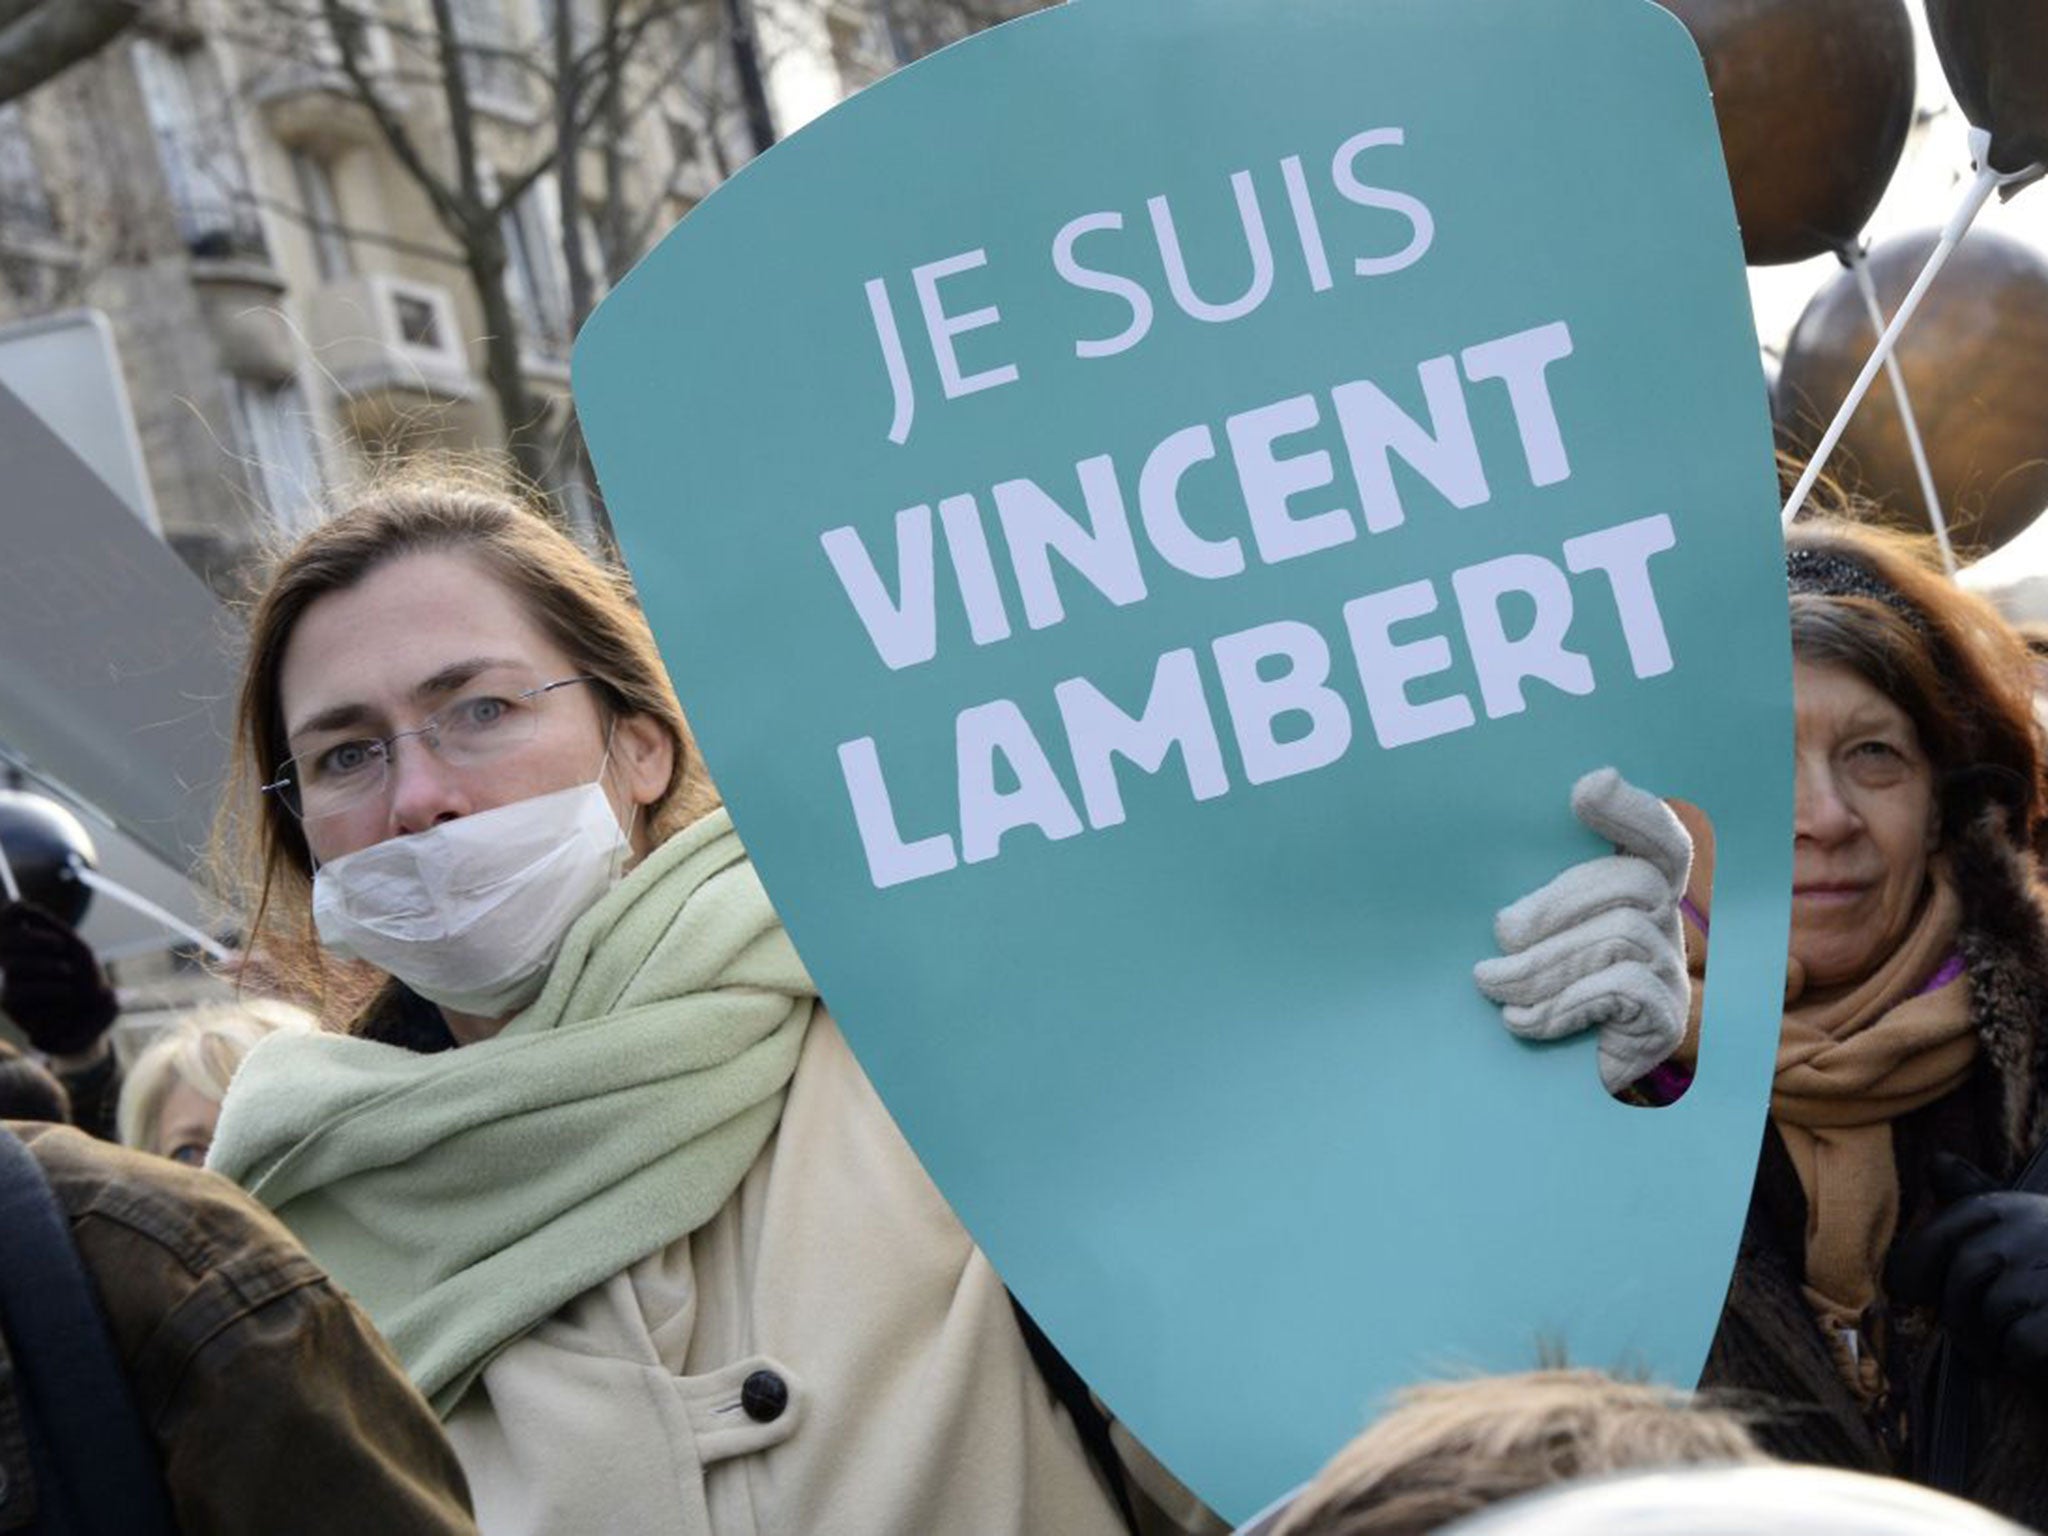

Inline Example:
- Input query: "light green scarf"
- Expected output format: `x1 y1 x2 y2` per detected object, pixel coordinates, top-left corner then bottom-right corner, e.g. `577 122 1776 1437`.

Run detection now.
208 809 815 1415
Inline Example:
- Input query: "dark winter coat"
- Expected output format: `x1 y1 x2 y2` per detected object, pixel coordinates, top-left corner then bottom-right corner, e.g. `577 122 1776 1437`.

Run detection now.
1701 813 2048 1527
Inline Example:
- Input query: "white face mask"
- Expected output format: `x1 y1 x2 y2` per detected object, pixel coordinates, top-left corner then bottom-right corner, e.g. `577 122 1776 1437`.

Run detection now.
311 777 631 1019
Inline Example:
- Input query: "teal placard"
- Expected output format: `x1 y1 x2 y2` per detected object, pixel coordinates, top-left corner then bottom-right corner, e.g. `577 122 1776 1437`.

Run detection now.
576 0 1791 1519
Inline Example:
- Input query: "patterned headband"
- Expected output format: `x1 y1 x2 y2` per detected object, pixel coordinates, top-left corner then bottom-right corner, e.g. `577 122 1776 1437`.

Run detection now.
1785 546 1933 635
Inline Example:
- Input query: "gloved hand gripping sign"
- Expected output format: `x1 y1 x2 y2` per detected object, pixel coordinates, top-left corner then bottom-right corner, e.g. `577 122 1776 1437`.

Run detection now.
574 0 1793 1519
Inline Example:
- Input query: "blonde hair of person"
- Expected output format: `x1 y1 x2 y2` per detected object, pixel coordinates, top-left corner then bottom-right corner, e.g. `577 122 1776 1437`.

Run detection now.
116 998 316 1154
1271 1369 1767 1536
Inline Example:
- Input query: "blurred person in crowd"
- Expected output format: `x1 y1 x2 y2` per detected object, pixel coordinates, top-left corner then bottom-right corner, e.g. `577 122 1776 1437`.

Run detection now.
1 1119 478 1533
0 899 122 1139
1485 518 2048 1522
0 1037 70 1124
117 999 313 1165
1434 1463 2032 1536
202 473 1682 1536
1258 1369 1764 1536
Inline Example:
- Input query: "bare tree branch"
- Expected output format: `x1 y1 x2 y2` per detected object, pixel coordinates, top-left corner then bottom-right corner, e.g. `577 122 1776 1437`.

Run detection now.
490 0 691 218
722 0 775 153
556 0 593 327
597 0 636 288
317 0 469 232
0 0 140 107
564 0 682 95
218 0 812 521
235 183 470 269
423 0 486 220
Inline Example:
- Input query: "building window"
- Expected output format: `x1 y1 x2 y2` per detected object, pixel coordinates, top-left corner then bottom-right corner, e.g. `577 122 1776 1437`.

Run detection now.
557 0 601 56
500 176 571 358
449 0 529 115
393 291 443 349
574 202 609 295
224 376 324 530
827 3 895 93
665 13 752 176
133 37 267 260
0 104 56 241
550 456 600 541
665 114 700 182
307 3 396 75
290 151 354 281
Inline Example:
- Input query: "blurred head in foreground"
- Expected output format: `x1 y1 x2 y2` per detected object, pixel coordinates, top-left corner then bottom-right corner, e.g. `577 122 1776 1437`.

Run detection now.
1438 1462 2032 1536
1270 1370 1765 1536
0 1037 70 1124
118 999 314 1164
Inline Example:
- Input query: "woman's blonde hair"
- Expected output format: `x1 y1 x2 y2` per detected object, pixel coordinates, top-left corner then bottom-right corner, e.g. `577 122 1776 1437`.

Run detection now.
116 998 316 1152
212 464 720 1028
1272 1370 1766 1536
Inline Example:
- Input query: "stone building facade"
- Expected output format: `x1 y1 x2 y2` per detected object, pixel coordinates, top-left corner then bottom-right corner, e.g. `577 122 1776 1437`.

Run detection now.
0 0 904 592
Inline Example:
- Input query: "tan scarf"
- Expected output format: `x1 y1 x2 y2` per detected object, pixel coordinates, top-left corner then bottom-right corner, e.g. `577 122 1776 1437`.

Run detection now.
1770 870 1975 1399
1671 819 1977 1402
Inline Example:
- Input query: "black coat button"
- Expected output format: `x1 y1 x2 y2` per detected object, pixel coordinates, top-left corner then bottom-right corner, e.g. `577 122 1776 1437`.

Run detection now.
741 1369 788 1423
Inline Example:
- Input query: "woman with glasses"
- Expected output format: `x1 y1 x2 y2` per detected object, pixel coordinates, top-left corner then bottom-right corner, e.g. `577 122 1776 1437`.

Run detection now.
205 475 1234 1536
205 474 1688 1536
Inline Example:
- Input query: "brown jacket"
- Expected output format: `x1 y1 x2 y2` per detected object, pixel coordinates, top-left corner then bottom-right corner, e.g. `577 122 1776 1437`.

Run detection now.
0 1123 477 1535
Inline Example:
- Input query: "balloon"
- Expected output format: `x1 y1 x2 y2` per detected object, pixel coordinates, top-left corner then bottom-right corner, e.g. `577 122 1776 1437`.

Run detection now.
0 792 97 927
1774 227 2048 552
1927 0 2048 182
1653 0 1916 264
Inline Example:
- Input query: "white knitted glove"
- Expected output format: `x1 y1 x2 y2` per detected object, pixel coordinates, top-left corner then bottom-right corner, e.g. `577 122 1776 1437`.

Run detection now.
1472 768 1693 1093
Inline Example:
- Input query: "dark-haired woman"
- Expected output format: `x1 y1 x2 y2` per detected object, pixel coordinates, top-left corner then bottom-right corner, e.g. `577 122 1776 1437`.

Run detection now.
1641 523 2048 1521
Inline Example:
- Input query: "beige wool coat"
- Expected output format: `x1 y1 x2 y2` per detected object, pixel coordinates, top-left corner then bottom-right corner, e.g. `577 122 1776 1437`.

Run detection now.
444 1014 1223 1536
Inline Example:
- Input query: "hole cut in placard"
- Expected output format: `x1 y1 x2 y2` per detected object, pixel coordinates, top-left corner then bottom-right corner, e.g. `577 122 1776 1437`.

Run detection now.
1620 797 1715 1110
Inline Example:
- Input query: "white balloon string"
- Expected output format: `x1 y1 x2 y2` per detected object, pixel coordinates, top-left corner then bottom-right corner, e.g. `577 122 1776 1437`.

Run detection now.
1783 161 2003 529
1845 245 1954 574
0 841 18 903
75 867 233 962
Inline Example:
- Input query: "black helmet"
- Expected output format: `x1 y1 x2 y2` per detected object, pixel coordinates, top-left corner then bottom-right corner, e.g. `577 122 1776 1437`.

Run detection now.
0 791 98 927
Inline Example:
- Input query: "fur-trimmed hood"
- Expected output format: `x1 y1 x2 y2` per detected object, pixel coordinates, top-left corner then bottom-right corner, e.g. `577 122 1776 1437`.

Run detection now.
1946 805 2048 1176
